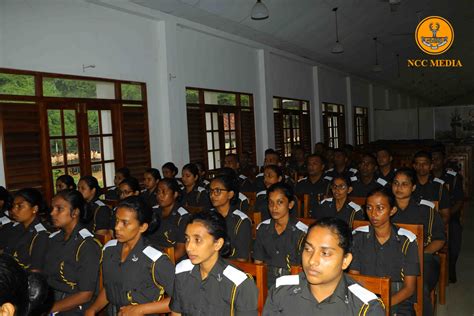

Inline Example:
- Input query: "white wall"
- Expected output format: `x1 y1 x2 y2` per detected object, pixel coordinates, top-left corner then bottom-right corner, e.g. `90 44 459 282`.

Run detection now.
374 109 419 140
351 78 370 108
318 67 347 105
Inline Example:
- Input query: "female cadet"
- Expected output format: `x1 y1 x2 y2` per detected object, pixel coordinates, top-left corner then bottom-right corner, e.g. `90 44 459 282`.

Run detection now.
312 175 364 227
148 178 189 262
85 196 175 316
162 162 179 180
253 182 307 287
140 168 161 209
170 211 258 315
56 175 77 192
44 189 101 315
350 187 419 315
180 163 211 209
253 165 283 221
118 177 141 200
77 175 112 236
391 168 445 316
105 167 131 201
209 174 252 261
0 189 49 272
263 217 385 315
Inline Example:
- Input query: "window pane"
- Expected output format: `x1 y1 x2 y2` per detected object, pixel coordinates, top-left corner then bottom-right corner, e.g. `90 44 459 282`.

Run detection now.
212 113 218 129
101 110 112 134
241 95 250 107
186 89 199 103
207 132 213 150
273 98 280 109
50 140 64 166
214 151 221 169
52 168 65 193
229 113 235 130
213 132 220 150
0 73 35 96
231 132 236 148
90 137 102 162
66 139 79 164
63 110 77 136
121 83 142 101
205 112 212 131
43 77 115 99
67 166 81 185
88 110 100 135
104 162 115 188
208 152 214 170
223 114 230 131
225 132 230 149
103 136 114 160
302 102 308 111
282 99 300 110
92 164 104 187
48 110 62 137
204 91 236 105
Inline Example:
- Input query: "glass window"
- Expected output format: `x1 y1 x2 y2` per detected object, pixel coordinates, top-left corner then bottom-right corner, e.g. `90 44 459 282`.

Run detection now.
0 73 35 96
121 83 142 101
43 78 115 99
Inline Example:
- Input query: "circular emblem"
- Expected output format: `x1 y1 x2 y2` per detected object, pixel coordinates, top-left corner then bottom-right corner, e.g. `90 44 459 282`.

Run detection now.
415 16 454 55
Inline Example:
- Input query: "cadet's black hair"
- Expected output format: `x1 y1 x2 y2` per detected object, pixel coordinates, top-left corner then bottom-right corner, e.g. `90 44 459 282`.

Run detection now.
194 161 206 174
308 217 353 255
306 153 326 165
267 182 295 203
79 175 101 200
158 178 181 194
413 150 432 162
360 152 377 165
145 168 162 181
264 148 276 156
225 153 239 163
117 196 159 235
333 148 347 156
0 186 13 212
376 146 393 157
0 254 48 316
54 189 91 224
56 175 76 190
217 167 237 178
211 174 239 204
394 167 417 185
183 163 200 179
162 162 179 177
431 144 446 157
13 188 48 215
331 174 353 187
187 211 231 257
366 187 396 208
116 167 131 178
119 177 141 194
263 164 284 180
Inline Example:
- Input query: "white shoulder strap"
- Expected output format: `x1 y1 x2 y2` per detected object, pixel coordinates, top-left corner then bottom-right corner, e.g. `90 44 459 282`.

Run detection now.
0 216 11 226
223 265 247 286
103 239 118 250
420 199 435 209
175 259 194 274
34 223 47 233
239 192 248 202
298 177 308 183
397 228 416 242
177 207 189 216
447 170 457 176
233 210 249 221
256 190 266 197
95 200 106 207
143 245 163 262
256 219 271 230
352 225 369 235
321 197 333 204
49 230 61 239
348 201 362 212
79 228 93 239
376 178 388 186
433 178 445 185
276 275 300 288
348 283 378 304
295 221 308 233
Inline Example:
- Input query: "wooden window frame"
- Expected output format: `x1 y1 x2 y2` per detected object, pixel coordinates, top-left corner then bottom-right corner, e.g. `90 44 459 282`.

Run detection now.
322 102 345 148
354 106 369 146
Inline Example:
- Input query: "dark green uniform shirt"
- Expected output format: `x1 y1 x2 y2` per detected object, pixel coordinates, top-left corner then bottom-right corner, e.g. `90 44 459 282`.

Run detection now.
312 198 364 227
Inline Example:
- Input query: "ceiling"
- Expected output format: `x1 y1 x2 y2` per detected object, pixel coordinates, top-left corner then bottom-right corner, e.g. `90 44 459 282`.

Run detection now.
130 0 474 106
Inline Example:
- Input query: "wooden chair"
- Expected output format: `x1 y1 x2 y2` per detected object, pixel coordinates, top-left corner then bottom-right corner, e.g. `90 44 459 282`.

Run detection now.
295 193 310 218
349 196 366 207
185 205 204 214
229 260 268 316
432 200 448 305
251 211 262 239
297 217 316 227
163 246 175 264
353 220 424 316
242 191 257 208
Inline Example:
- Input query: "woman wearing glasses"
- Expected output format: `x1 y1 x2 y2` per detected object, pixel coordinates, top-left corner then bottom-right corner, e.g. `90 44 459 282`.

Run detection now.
311 175 364 227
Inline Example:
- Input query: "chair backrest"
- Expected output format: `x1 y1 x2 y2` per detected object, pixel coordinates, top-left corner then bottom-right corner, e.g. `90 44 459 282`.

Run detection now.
185 206 204 214
352 220 424 316
251 212 262 239
295 193 310 218
229 260 268 315
349 196 366 207
297 217 316 227
163 246 175 264
347 273 391 316
242 191 257 208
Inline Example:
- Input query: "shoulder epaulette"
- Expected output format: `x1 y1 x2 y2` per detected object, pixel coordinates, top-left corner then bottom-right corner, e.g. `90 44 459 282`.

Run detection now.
12 222 19 227
223 265 247 286
433 178 445 185
257 219 271 230
203 179 210 185
239 174 247 180
350 176 358 182
352 225 369 235
420 199 435 209
49 230 61 239
276 274 300 288
321 197 333 204
348 201 362 212
141 188 147 193
298 177 308 183
175 259 194 274
397 228 416 242
152 205 159 209
295 221 308 233
376 178 388 186
143 245 163 262
79 228 94 239
197 186 206 193
326 168 334 172
0 216 11 226
239 192 248 202
34 223 47 233
350 168 358 174
177 207 189 216
348 283 378 304
95 200 106 207
446 170 457 176
324 176 333 181
103 239 118 250
256 172 263 178
256 190 266 197
233 210 249 221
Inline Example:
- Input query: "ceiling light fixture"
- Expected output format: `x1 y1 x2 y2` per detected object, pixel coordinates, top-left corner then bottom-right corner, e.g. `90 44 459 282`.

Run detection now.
331 7 344 54
372 37 382 72
251 0 269 20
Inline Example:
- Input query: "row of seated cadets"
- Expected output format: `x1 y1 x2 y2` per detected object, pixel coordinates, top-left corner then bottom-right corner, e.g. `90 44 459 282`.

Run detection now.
253 149 297 192
349 153 391 198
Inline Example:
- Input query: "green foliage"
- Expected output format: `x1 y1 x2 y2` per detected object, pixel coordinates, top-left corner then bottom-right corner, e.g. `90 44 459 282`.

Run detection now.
43 78 97 98
186 89 199 103
0 73 35 95
121 83 142 101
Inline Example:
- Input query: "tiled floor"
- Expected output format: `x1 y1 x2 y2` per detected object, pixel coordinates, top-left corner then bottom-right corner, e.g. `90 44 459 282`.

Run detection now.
437 201 474 316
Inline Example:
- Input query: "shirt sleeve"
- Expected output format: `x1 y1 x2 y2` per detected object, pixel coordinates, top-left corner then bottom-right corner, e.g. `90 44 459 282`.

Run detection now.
365 299 386 316
176 214 190 244
262 285 281 316
349 233 362 272
403 239 420 277
430 209 446 242
438 185 450 210
77 239 101 292
95 206 112 231
153 255 175 296
169 275 184 313
29 232 49 271
234 218 251 260
234 277 259 316
252 228 265 262
198 191 212 209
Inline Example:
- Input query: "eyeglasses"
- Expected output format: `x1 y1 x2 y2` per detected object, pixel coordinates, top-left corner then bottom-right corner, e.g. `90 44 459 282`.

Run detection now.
331 184 348 190
209 188 230 196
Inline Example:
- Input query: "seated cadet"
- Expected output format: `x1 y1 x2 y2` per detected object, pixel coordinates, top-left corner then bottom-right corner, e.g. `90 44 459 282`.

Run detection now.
391 168 445 316
295 154 331 212
162 162 184 188
351 153 388 198
78 175 112 236
140 168 161 209
375 147 397 184
240 151 259 180
44 189 101 315
85 196 174 316
170 211 258 315
254 165 284 221
412 151 450 223
254 148 281 192
217 167 250 214
224 153 254 192
313 141 326 155
263 217 385 315
254 182 307 287
210 175 252 261
312 175 364 227
286 145 307 179
324 148 358 180
431 145 464 283
0 186 13 219
351 188 419 316
56 175 77 192
195 161 210 189
0 188 50 272
118 177 141 200
324 147 335 170
104 167 130 201
180 163 212 209
148 178 189 262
